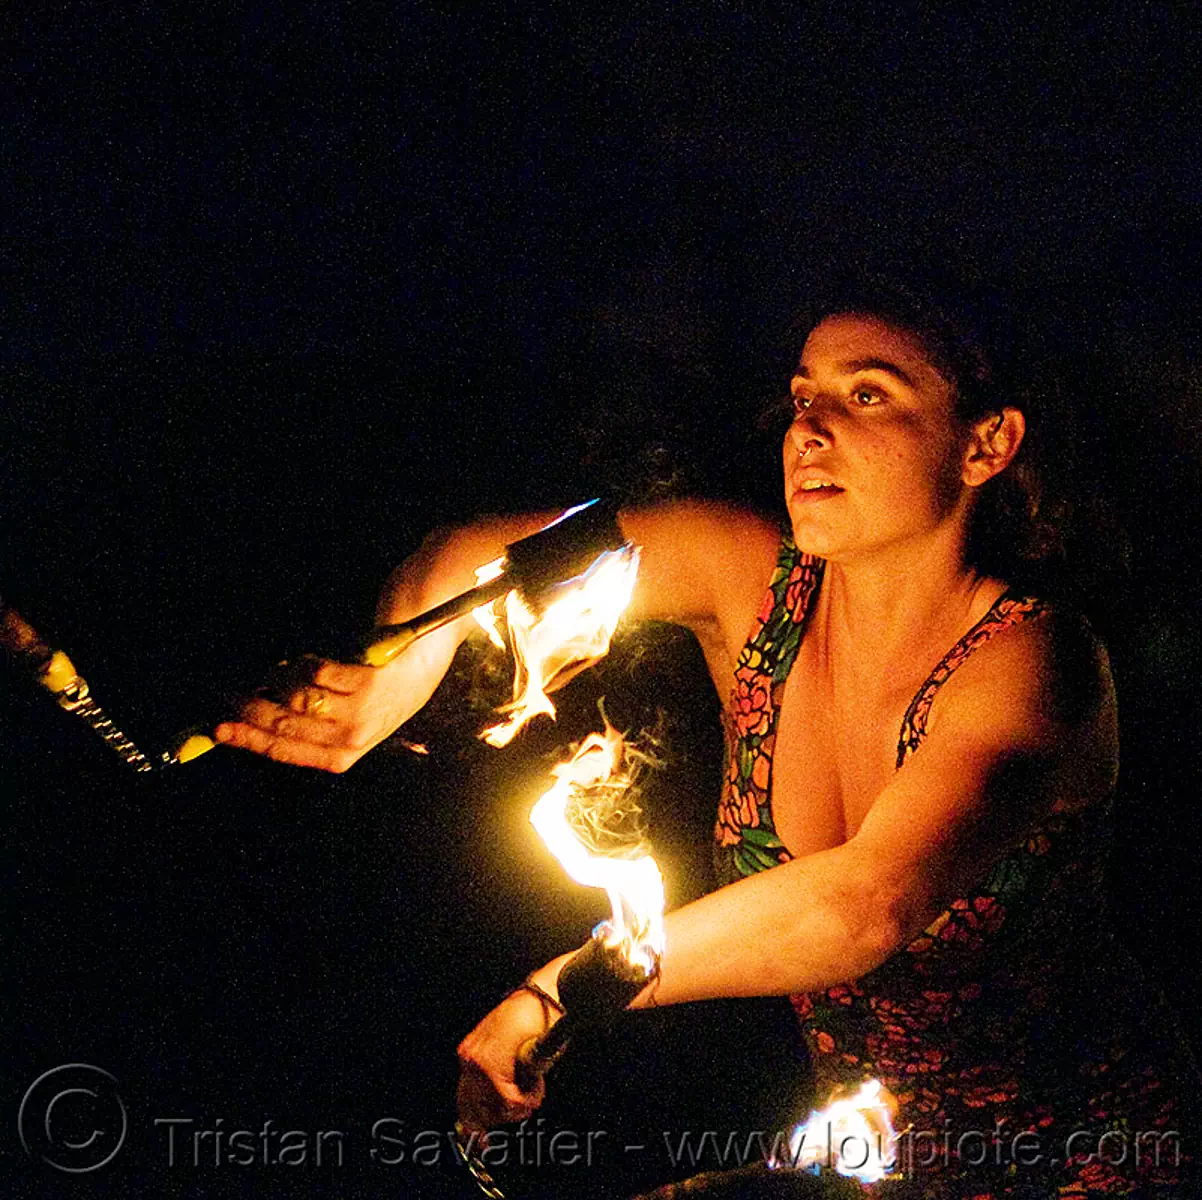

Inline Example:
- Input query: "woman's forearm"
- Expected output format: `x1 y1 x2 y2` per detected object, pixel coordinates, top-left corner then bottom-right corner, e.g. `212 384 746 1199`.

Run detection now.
643 846 902 1005
370 517 554 711
528 842 903 1011
375 515 557 623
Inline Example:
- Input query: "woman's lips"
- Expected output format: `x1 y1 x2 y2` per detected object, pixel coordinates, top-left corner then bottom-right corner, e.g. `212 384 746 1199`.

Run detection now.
791 479 844 502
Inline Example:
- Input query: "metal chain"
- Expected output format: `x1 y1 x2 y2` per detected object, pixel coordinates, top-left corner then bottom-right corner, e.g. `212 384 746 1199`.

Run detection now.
54 677 155 773
454 1123 508 1200
2 599 165 774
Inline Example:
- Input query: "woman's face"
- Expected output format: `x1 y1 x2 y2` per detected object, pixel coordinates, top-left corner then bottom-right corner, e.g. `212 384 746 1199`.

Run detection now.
783 313 975 562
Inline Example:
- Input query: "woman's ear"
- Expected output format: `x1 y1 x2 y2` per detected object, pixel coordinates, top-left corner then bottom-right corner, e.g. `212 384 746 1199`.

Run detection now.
962 407 1025 488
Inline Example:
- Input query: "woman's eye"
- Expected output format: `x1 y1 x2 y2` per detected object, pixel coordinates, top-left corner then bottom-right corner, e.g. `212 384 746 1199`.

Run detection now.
852 387 884 407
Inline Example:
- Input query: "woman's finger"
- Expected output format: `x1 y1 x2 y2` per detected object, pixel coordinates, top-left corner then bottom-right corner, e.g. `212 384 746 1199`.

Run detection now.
213 721 359 773
312 660 378 693
229 697 358 748
237 697 336 740
235 696 294 731
289 685 337 718
455 1066 541 1135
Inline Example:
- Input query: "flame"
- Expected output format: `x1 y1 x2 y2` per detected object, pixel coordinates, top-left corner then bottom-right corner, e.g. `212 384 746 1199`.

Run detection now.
471 556 509 650
465 515 657 966
779 1079 898 1183
473 545 640 747
529 723 665 973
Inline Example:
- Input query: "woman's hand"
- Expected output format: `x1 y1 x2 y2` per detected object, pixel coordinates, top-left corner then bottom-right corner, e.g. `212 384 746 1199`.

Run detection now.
213 520 548 773
212 522 518 772
213 651 432 773
456 987 561 1136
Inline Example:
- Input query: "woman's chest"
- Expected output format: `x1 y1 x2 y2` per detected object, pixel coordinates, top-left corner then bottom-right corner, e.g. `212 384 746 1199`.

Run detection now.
768 656 919 857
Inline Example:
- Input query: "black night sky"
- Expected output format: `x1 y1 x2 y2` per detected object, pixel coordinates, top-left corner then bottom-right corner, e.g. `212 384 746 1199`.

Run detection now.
5 8 1202 1198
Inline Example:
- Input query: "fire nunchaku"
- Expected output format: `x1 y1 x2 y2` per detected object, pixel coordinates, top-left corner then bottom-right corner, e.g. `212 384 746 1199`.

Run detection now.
7 500 659 1200
453 929 660 1199
1 499 627 772
514 929 659 1087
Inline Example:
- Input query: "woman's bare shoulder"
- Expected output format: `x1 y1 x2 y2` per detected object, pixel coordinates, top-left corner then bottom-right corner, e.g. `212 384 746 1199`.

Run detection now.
948 603 1112 715
620 500 782 642
933 603 1119 800
621 498 779 545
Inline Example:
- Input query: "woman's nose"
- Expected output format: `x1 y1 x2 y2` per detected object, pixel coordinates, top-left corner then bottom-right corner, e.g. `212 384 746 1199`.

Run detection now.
789 404 831 453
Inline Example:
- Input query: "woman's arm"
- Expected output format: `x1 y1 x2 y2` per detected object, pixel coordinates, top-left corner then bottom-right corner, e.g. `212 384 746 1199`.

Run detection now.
637 615 1114 1002
457 613 1118 1129
215 501 779 771
215 518 543 771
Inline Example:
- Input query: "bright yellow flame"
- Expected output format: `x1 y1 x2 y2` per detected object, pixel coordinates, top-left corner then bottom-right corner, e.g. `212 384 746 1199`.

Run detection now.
474 556 508 586
471 556 509 650
475 545 640 747
783 1080 897 1183
466 519 656 965
529 724 665 973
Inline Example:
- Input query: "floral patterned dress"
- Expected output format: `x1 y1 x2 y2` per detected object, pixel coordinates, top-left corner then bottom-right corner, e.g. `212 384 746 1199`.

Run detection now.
714 529 1199 1197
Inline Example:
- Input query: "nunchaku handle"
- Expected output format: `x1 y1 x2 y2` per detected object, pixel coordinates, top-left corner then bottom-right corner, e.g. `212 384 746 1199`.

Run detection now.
360 573 513 667
1 598 58 677
160 729 219 765
514 1020 574 1093
360 498 624 668
510 934 660 1091
1 599 100 705
458 1023 579 1199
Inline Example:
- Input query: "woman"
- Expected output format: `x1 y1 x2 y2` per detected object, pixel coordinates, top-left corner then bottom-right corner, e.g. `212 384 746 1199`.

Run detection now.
216 278 1199 1195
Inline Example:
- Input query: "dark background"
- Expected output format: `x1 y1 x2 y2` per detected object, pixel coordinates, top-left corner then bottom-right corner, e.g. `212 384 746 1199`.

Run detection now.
5 6 1202 1197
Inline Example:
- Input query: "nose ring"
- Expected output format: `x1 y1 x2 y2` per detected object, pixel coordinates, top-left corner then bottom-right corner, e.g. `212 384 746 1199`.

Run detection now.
799 444 814 462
